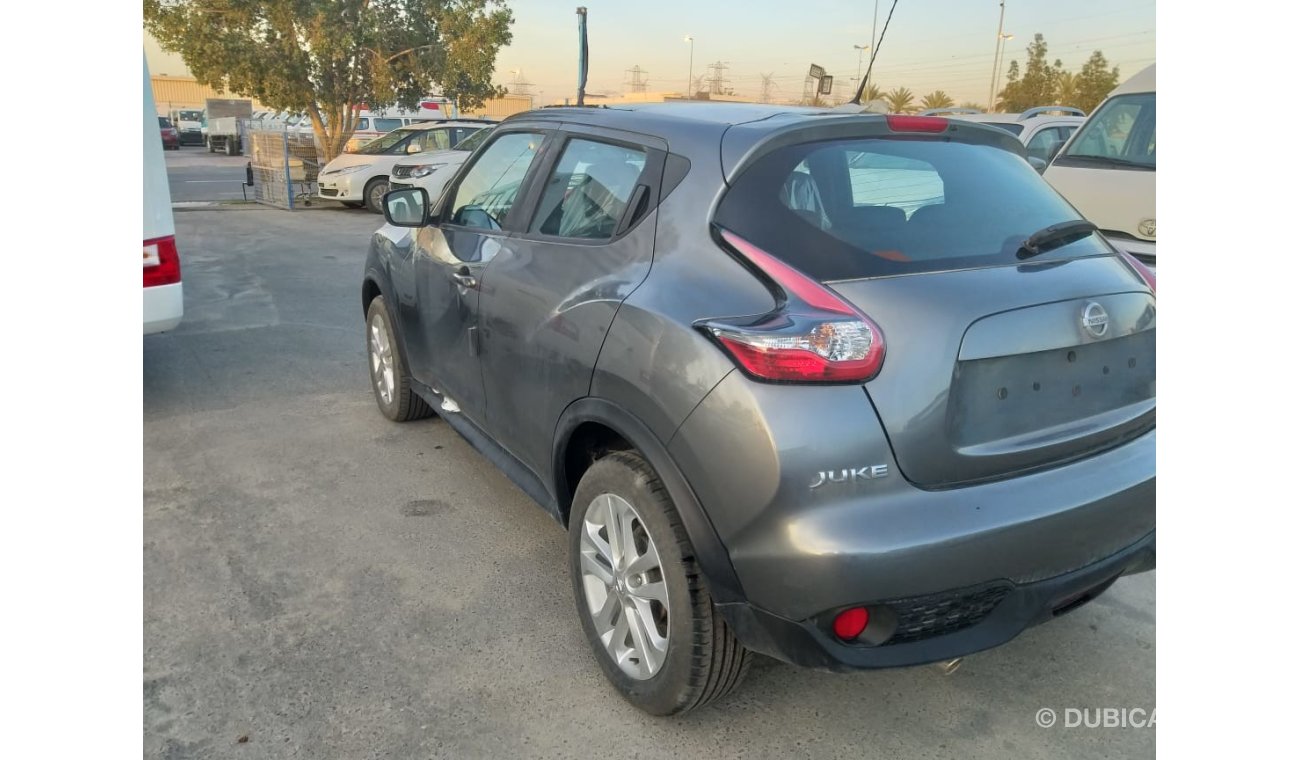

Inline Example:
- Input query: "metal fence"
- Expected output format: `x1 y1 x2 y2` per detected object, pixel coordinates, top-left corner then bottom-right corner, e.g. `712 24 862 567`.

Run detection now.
246 123 324 209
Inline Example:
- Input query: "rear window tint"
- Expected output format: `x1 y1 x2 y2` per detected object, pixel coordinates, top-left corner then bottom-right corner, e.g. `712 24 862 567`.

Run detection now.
714 138 1110 280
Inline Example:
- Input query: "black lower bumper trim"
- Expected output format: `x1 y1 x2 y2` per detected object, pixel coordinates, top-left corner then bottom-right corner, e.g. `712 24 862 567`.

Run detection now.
717 531 1155 672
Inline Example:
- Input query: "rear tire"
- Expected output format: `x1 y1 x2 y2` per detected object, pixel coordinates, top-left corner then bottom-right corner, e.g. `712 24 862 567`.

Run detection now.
365 296 434 422
569 451 751 715
224 138 237 156
364 177 389 214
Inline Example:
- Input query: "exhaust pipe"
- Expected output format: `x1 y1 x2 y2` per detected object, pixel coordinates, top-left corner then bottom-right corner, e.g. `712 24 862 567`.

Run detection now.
935 658 963 676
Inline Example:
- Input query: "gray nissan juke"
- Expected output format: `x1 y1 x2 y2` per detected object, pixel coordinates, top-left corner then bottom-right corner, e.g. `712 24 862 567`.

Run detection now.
360 103 1156 715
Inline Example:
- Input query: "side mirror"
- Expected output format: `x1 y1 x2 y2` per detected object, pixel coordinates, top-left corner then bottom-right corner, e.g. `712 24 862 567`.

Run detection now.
1027 156 1048 174
383 187 431 227
406 142 422 154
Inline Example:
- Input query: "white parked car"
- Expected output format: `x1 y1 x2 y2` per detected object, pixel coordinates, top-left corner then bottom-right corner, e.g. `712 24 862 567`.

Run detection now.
928 106 1086 164
318 121 493 212
388 125 495 203
1043 65 1156 269
143 55 182 334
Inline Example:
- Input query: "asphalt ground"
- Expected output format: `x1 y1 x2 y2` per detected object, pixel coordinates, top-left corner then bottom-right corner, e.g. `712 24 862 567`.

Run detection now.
164 146 258 202
144 204 1155 758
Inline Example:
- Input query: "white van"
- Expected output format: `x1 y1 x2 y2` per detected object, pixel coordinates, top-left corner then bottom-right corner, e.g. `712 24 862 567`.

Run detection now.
1043 64 1156 268
344 99 458 151
144 54 183 334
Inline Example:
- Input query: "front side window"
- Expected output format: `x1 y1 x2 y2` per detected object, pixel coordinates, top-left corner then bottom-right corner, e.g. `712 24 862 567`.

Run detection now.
1060 93 1156 168
447 131 546 231
355 118 370 131
531 138 648 239
715 137 1110 280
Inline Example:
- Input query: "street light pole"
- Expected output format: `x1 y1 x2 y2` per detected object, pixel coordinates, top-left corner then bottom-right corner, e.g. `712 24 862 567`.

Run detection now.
993 33 1013 109
684 35 694 97
869 0 879 93
854 44 870 87
987 0 1006 112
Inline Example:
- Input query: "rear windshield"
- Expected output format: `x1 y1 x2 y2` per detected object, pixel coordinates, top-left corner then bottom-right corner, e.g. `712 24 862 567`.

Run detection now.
981 122 1024 136
1059 92 1156 169
158 117 172 127
715 138 1111 280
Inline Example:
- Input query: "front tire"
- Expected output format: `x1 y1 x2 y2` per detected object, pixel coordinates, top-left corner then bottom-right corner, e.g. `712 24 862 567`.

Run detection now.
365 296 433 422
569 451 751 715
364 177 389 214
341 201 365 209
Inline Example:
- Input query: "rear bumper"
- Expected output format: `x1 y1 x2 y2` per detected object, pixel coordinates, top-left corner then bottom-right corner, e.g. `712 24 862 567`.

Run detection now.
719 530 1155 671
144 282 183 334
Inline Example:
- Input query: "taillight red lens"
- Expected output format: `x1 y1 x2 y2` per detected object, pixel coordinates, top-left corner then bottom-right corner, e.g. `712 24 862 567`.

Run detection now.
885 115 949 133
143 235 181 288
702 229 886 383
1118 249 1155 294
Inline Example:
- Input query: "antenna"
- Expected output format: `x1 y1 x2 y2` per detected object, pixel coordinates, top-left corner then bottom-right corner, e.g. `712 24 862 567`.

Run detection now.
852 0 900 105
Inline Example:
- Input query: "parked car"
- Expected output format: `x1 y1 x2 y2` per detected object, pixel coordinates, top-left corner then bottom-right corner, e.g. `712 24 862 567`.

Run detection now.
362 104 1156 715
145 56 182 334
388 125 494 202
318 120 493 212
157 116 180 151
168 108 205 145
926 106 1086 164
1043 65 1156 269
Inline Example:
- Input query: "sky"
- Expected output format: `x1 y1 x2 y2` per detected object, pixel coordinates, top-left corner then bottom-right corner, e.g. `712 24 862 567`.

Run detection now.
145 0 1156 107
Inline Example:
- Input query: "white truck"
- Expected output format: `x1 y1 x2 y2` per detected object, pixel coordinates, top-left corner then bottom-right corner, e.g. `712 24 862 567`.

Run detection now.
203 98 254 155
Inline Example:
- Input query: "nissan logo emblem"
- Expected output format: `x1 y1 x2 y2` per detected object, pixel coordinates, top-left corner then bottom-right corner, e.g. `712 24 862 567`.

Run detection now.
1081 301 1109 339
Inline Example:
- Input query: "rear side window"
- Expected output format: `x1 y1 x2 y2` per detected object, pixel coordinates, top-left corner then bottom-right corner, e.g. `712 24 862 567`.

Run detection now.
715 138 1110 280
530 138 648 239
356 118 370 131
374 118 403 132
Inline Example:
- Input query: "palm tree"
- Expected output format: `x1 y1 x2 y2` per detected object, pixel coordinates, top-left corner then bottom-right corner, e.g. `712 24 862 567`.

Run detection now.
884 86 916 113
863 83 885 103
959 101 984 111
1055 72 1080 107
920 91 955 111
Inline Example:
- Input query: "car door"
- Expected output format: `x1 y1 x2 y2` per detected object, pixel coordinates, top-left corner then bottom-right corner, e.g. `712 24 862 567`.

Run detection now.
477 126 666 476
402 128 552 425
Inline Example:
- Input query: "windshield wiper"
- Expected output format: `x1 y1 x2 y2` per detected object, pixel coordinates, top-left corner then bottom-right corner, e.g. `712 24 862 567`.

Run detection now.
1017 220 1098 259
1059 154 1154 170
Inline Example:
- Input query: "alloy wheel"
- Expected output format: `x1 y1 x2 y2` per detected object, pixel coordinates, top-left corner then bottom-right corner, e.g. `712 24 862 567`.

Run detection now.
578 493 670 680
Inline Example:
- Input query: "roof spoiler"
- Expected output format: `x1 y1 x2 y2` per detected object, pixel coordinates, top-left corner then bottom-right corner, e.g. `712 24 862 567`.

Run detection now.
1018 106 1085 120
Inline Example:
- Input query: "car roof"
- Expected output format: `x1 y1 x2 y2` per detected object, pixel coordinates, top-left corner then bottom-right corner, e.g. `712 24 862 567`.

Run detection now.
507 102 827 129
1111 64 1155 96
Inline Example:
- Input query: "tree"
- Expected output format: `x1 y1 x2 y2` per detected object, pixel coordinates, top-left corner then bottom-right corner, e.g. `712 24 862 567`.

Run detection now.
884 86 915 113
1076 50 1121 112
998 33 1063 112
862 83 885 103
1055 71 1080 107
958 101 984 111
920 90 955 111
144 0 514 162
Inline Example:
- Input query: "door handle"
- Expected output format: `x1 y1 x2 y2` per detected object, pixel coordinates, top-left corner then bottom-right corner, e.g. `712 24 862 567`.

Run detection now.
451 269 478 289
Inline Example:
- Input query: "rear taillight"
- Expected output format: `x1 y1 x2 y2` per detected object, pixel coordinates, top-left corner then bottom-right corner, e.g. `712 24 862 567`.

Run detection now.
1118 249 1155 293
885 115 949 133
699 229 885 383
144 235 181 288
